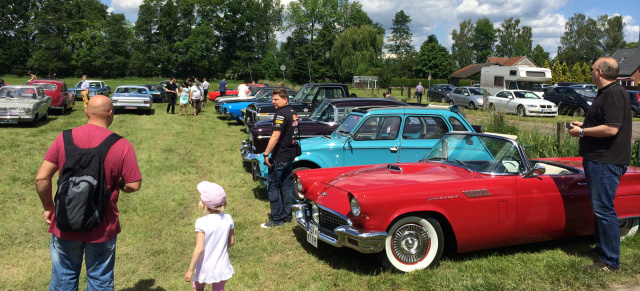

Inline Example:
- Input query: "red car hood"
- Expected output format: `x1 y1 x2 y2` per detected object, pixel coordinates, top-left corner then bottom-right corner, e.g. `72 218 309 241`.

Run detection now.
324 162 476 192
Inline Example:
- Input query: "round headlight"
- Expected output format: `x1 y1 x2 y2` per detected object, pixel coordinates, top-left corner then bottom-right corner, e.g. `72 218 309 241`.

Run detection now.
295 177 303 194
23 108 32 114
311 204 319 223
350 196 361 217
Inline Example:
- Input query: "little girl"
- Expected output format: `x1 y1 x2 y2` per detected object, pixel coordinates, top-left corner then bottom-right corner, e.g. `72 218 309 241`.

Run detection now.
184 181 235 291
179 83 190 116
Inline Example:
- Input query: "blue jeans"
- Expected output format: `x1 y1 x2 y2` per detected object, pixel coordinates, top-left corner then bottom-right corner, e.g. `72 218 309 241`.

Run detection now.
582 159 627 268
267 159 293 223
49 235 117 291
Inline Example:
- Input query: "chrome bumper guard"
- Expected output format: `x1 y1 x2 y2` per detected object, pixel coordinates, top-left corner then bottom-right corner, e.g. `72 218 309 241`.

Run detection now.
293 203 387 253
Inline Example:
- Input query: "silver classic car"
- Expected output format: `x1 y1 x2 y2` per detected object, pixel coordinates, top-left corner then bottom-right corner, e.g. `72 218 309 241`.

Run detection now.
0 85 51 126
110 85 153 114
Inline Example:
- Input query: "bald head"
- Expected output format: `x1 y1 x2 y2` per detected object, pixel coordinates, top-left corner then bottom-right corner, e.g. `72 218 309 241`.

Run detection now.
85 95 114 127
595 57 619 81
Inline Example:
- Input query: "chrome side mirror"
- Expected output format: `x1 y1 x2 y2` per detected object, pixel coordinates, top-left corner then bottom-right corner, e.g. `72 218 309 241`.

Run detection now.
523 163 546 178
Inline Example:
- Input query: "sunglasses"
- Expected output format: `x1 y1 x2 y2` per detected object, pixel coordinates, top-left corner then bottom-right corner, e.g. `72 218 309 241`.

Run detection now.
590 67 600 72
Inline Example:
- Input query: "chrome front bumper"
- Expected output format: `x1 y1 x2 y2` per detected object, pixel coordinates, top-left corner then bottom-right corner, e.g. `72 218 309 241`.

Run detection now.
113 103 152 110
292 203 387 253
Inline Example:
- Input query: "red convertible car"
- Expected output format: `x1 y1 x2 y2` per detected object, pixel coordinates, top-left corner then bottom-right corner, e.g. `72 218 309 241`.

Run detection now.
208 83 268 101
28 79 74 114
292 132 640 272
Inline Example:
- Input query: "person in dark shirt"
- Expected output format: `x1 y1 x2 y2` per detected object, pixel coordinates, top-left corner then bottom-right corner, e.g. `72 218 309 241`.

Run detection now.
219 77 227 97
260 88 299 228
568 57 632 272
165 78 179 114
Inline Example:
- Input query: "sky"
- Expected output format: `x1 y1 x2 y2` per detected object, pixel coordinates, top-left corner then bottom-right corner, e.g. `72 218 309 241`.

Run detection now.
101 0 640 59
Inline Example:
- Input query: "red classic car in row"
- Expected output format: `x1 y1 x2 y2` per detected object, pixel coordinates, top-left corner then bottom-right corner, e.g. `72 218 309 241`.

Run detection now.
28 79 74 114
292 132 640 272
208 83 268 101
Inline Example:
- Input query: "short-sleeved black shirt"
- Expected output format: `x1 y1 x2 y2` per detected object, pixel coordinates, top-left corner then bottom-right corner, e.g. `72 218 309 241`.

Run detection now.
579 83 631 165
165 83 178 95
272 105 299 162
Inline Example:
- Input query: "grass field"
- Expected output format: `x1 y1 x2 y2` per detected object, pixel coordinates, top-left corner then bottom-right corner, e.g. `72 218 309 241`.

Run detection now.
2 76 640 290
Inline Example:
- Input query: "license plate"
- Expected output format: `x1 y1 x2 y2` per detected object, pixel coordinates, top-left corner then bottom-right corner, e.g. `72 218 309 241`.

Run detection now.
125 106 137 110
0 119 17 124
307 223 319 248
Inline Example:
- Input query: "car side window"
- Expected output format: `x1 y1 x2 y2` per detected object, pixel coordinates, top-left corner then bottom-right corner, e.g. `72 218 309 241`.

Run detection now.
496 92 507 98
402 116 448 140
453 88 462 94
449 117 468 131
354 116 401 140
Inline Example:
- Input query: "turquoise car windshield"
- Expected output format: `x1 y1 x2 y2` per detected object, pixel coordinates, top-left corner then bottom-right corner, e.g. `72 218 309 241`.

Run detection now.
335 114 362 136
422 134 524 174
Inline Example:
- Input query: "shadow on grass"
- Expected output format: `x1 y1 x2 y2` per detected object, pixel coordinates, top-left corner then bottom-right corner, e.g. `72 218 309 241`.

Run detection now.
0 115 56 128
252 185 269 201
290 226 384 275
119 279 166 291
442 235 595 264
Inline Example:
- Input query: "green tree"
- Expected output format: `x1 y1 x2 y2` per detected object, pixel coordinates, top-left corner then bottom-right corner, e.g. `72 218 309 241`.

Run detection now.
385 10 413 59
130 0 161 77
495 18 532 57
530 44 550 67
94 13 132 77
451 19 475 68
599 14 626 56
29 0 76 76
0 0 35 75
472 17 496 63
557 13 602 65
580 62 592 83
331 25 383 82
413 35 455 79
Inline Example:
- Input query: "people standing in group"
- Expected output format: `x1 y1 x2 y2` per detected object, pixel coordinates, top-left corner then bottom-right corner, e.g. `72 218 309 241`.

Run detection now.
184 181 235 291
179 83 190 117
80 75 90 109
248 80 259 93
261 88 299 228
219 77 228 97
35 95 142 290
202 78 210 107
415 82 425 103
190 82 203 116
183 77 192 88
197 82 205 114
166 77 179 114
237 81 249 98
568 57 632 272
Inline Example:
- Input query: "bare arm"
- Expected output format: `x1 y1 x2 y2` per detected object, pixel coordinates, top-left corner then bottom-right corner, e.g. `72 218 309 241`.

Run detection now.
35 160 58 224
263 131 281 167
184 231 205 282
228 228 235 248
118 179 141 193
569 124 620 138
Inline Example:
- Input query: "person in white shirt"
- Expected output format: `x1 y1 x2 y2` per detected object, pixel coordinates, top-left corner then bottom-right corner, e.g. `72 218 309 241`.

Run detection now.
237 81 249 98
202 78 210 107
190 83 202 116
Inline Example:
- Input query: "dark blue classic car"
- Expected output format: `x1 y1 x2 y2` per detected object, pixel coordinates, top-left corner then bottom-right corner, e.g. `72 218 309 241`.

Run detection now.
68 80 111 99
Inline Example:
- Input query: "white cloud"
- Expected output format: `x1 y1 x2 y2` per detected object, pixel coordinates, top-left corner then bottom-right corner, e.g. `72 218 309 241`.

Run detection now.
106 7 115 14
621 15 639 43
110 0 143 17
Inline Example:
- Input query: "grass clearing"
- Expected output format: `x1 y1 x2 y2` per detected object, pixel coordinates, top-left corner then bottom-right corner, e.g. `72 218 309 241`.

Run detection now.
1 77 640 290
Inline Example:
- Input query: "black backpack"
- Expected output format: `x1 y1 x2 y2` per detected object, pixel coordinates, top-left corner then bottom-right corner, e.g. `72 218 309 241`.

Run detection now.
54 129 122 232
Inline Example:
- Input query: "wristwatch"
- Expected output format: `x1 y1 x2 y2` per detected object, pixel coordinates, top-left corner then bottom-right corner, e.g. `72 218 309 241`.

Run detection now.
579 128 584 137
263 153 269 157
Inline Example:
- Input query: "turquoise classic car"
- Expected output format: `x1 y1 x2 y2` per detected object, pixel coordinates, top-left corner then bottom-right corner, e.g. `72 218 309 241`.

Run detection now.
246 105 477 197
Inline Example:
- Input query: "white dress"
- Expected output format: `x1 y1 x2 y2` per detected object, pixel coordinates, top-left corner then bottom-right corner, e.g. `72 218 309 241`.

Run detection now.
194 213 235 283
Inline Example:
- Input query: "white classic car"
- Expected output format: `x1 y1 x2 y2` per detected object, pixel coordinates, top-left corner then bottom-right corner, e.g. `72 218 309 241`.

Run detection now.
487 90 558 117
0 85 52 126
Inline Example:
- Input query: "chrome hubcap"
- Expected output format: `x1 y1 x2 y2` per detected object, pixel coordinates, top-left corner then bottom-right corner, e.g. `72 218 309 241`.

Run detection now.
620 218 632 235
392 223 430 264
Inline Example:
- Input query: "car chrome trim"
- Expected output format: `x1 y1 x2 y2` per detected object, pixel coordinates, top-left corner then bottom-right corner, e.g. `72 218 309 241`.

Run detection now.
387 164 403 172
462 189 492 198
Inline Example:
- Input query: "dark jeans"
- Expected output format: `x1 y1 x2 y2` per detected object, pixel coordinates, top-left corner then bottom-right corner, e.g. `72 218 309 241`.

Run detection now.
203 89 208 105
220 91 226 97
416 92 423 103
166 93 177 113
267 159 293 223
582 159 627 268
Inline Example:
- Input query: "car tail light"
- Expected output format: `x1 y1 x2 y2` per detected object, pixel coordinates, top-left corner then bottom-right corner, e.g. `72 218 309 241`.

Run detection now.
635 93 640 103
144 100 149 104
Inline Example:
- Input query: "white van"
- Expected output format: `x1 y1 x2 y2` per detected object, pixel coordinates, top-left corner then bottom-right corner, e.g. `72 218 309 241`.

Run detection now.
480 66 552 97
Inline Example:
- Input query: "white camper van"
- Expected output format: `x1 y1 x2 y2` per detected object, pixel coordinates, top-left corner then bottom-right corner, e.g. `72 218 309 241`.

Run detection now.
480 66 552 97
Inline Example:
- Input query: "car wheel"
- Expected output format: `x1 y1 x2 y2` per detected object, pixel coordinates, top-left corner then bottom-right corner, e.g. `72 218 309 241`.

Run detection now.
380 215 444 272
449 99 454 106
574 107 585 116
61 106 65 115
620 217 639 241
468 102 475 110
517 105 526 117
44 109 49 121
30 114 39 127
488 104 495 112
292 167 311 200
631 110 637 118
251 162 261 182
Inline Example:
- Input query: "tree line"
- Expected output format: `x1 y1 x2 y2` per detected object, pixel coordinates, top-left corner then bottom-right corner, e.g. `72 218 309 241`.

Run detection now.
0 0 634 86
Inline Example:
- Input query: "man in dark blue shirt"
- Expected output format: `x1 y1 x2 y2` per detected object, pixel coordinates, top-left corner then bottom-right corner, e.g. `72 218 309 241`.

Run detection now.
218 77 227 97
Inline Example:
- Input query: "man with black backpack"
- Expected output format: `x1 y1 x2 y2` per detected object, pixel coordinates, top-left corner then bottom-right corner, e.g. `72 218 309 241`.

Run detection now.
35 95 142 290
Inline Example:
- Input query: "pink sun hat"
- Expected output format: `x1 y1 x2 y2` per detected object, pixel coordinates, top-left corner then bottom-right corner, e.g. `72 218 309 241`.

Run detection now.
198 181 226 209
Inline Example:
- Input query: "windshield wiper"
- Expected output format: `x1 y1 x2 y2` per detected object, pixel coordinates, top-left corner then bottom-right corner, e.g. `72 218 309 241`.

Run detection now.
449 157 473 172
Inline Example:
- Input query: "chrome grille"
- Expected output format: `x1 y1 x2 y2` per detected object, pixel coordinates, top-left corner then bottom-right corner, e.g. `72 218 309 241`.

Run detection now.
319 207 348 233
